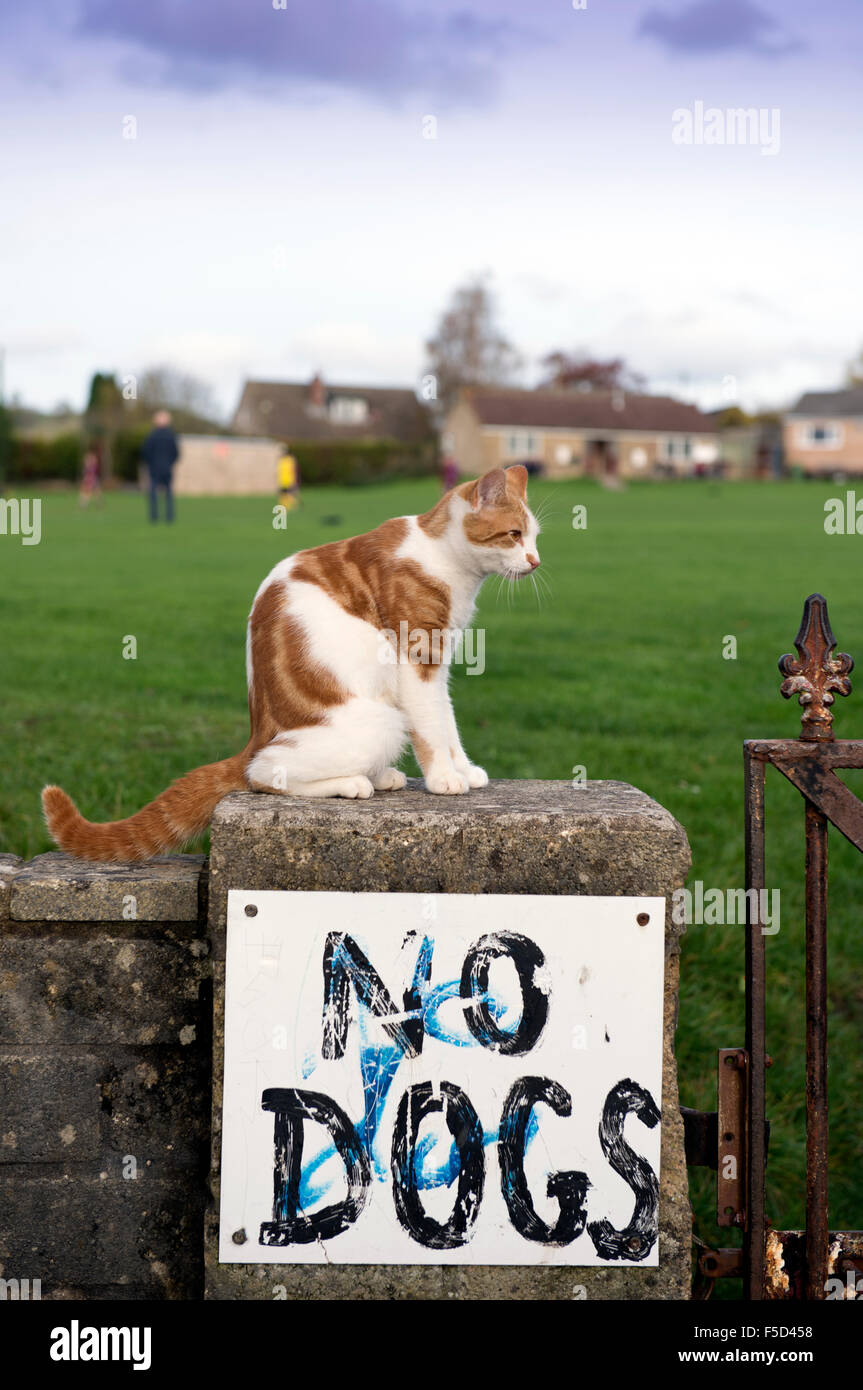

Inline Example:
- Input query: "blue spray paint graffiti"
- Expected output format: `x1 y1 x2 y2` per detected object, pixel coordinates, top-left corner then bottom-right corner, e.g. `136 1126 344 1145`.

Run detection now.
298 934 538 1209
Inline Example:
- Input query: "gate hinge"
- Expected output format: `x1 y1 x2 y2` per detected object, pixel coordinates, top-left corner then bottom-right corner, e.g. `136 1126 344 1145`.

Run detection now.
680 1047 752 1231
717 1047 748 1229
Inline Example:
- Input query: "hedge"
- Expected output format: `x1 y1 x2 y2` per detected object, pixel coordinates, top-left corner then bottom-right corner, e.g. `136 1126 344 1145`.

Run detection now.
8 432 83 484
6 426 151 485
112 426 150 483
290 438 437 487
6 431 439 488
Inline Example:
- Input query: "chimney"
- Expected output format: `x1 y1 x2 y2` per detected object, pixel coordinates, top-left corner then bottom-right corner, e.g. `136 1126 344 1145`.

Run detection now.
309 373 325 409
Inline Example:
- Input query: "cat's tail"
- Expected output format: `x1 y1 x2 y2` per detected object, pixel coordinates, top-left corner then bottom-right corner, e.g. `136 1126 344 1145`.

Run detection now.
41 749 251 862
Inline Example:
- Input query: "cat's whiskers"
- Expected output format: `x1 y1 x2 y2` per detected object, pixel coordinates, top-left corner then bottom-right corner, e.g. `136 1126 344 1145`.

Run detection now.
530 496 558 529
532 568 553 605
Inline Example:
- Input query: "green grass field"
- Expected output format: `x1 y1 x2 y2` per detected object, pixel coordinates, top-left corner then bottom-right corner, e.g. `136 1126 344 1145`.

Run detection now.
3 477 863 1282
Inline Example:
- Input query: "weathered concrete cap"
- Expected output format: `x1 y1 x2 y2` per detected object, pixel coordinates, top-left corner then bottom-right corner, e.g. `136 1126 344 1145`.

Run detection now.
0 854 22 922
9 852 206 923
208 780 690 941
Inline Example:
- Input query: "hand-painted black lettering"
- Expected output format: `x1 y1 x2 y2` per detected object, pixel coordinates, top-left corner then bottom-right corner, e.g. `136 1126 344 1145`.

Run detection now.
498 1076 590 1244
259 1088 370 1245
459 931 549 1055
587 1078 660 1261
321 932 425 1060
391 1081 484 1249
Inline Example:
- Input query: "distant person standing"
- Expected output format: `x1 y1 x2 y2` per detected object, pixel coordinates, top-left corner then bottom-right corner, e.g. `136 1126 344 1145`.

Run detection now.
441 453 459 492
142 410 179 523
78 444 102 508
278 445 301 511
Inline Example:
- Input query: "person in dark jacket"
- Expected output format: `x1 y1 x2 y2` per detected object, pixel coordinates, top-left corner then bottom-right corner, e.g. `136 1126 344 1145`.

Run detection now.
141 411 179 522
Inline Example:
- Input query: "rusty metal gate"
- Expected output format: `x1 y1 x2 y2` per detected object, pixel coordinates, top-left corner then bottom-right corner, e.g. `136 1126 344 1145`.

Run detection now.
685 593 863 1300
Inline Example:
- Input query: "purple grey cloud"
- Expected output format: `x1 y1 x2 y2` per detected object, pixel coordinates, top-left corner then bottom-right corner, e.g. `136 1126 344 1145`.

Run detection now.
639 0 803 57
76 0 532 106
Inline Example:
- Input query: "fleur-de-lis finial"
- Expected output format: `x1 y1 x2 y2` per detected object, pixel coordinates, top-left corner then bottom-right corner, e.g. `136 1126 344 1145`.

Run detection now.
778 594 853 741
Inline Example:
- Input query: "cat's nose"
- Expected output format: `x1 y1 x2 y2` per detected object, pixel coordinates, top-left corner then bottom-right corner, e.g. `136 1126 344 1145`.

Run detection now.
526 553 540 569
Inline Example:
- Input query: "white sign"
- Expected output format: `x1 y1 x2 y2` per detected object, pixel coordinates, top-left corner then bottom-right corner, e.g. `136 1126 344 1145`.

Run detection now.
219 891 665 1266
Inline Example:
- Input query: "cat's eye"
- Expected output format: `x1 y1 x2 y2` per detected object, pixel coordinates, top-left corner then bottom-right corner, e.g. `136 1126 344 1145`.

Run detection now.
509 529 522 541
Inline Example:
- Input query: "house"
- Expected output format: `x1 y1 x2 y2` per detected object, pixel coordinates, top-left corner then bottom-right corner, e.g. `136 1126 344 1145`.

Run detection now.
784 389 863 475
232 373 433 447
705 412 783 480
443 387 719 479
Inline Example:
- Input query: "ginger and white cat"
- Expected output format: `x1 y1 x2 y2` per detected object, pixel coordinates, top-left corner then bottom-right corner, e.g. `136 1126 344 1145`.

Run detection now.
42 465 540 861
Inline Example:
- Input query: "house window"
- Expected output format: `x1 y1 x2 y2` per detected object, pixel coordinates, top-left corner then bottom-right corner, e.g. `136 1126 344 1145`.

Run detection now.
693 440 719 464
329 396 369 424
798 422 843 449
663 436 693 461
505 430 541 458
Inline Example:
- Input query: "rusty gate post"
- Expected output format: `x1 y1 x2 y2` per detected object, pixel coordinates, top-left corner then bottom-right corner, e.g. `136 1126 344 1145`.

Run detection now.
744 748 767 1300
803 801 829 1299
707 595 863 1299
778 593 852 1300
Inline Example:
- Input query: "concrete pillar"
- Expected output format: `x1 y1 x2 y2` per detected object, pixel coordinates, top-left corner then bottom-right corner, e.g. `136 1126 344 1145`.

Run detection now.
0 851 210 1299
205 780 691 1300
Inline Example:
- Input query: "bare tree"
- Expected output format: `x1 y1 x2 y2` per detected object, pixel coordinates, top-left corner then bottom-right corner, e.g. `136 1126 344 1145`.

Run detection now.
425 278 522 412
539 351 645 393
133 365 219 422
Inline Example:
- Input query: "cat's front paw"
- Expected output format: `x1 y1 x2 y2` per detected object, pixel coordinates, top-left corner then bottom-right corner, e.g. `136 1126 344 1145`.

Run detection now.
464 764 488 788
373 767 407 791
425 768 470 795
453 758 489 788
339 776 375 799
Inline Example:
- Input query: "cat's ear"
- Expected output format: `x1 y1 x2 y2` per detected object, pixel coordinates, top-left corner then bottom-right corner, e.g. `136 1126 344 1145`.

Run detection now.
505 464 528 498
474 468 508 509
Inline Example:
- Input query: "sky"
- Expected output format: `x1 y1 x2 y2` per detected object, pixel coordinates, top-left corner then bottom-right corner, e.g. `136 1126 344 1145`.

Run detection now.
1 0 861 419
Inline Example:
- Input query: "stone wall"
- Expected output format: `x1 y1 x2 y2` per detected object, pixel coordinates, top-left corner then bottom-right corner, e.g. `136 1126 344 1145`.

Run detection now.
1 779 692 1301
0 852 211 1299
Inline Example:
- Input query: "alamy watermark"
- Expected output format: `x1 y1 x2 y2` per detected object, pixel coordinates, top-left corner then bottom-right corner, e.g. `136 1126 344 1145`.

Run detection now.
825 1269 863 1299
672 882 780 935
50 1322 151 1370
825 492 863 534
672 101 780 157
0 1276 41 1300
0 497 41 545
378 622 485 675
